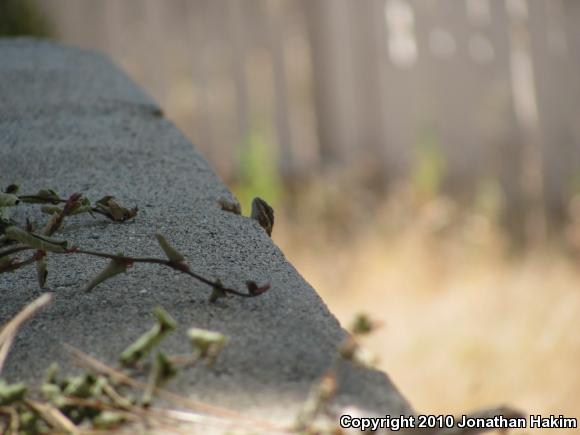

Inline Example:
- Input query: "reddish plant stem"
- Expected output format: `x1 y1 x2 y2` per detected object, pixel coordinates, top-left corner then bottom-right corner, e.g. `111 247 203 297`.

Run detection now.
43 193 83 236
2 192 266 298
0 253 41 273
69 248 252 297
0 245 30 258
16 195 65 204
0 243 257 298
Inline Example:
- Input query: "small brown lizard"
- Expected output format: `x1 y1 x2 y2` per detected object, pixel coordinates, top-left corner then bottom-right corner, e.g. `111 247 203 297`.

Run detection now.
251 197 274 237
217 196 274 236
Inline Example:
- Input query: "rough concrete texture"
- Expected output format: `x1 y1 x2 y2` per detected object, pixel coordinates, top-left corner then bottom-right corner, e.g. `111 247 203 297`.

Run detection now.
0 40 413 422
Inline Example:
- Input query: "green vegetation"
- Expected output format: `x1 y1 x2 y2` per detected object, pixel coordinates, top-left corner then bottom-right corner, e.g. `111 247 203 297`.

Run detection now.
0 184 270 301
233 129 282 215
0 300 228 433
411 126 446 202
0 0 51 38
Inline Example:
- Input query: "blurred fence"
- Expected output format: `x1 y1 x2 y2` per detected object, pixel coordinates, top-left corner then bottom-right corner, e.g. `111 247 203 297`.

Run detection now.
41 0 580 222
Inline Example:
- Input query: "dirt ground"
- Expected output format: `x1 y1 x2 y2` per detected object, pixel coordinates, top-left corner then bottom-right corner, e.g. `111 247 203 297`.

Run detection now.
276 192 580 435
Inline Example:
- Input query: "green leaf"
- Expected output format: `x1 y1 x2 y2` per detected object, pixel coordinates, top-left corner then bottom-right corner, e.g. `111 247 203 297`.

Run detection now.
95 196 138 222
0 256 17 273
40 205 62 215
208 279 226 303
63 374 96 398
119 307 177 367
70 196 92 215
141 351 178 406
154 351 177 384
41 383 61 401
42 197 91 216
0 192 17 218
217 198 242 215
187 327 228 364
155 234 185 262
49 194 92 216
36 256 48 288
0 193 20 207
93 411 128 429
44 363 60 385
0 379 27 405
19 189 62 204
83 255 130 292
0 207 10 220
4 226 68 252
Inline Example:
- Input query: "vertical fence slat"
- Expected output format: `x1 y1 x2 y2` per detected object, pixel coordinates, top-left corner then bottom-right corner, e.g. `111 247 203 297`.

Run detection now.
264 0 294 178
34 0 580 223
302 0 361 166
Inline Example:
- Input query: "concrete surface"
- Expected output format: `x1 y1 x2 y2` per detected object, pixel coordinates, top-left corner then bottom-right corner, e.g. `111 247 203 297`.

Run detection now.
0 39 413 422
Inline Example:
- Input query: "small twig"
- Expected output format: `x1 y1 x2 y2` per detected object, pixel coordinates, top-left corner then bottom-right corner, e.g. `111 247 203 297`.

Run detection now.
0 251 43 274
0 406 19 434
0 244 31 259
63 248 262 298
66 344 290 433
101 383 136 411
16 195 65 205
0 244 268 299
0 293 53 375
43 193 83 236
56 396 142 422
25 399 80 434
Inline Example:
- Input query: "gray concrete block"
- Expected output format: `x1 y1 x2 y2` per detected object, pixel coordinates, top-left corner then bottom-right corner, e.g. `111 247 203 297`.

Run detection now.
0 39 413 421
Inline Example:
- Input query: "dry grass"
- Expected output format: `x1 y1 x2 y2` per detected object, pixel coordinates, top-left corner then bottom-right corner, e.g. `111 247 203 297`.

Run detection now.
276 185 580 434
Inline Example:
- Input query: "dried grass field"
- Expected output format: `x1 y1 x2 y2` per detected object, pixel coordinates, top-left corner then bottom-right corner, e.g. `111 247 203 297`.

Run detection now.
276 183 580 434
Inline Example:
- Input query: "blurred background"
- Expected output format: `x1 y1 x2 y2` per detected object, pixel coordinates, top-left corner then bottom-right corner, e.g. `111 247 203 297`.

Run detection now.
2 0 579 431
